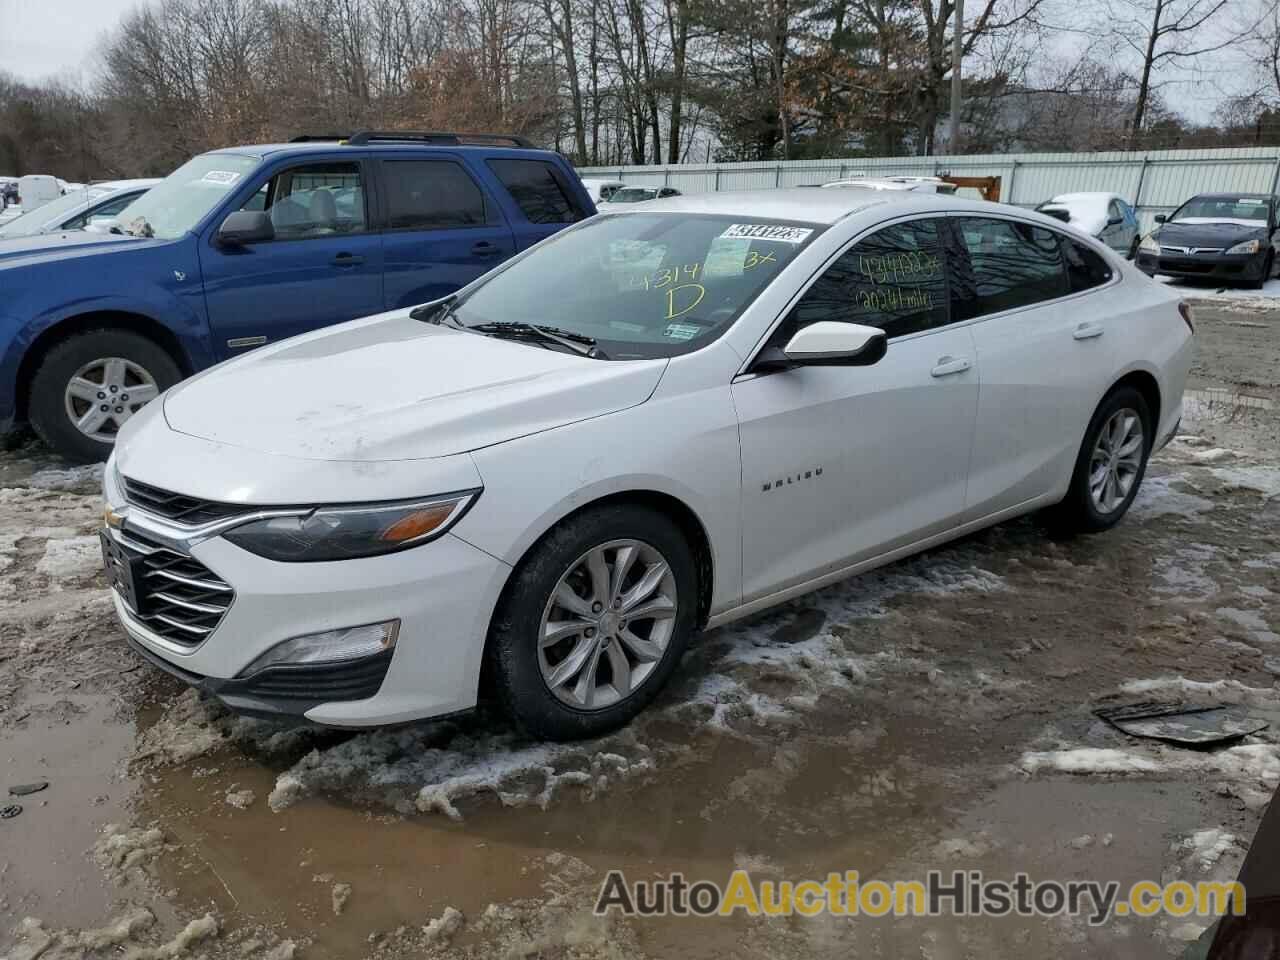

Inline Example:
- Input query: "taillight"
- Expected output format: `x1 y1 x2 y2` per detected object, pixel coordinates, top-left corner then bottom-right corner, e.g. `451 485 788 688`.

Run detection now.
1178 301 1194 334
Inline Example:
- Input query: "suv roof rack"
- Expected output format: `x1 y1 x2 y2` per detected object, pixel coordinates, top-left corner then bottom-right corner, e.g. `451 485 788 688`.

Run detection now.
290 130 536 148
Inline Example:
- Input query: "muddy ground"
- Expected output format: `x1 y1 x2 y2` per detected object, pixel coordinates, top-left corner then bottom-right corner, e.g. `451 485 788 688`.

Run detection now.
3 293 1280 959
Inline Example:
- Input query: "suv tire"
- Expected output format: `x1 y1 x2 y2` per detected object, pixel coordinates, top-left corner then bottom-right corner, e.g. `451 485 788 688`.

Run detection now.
29 329 181 463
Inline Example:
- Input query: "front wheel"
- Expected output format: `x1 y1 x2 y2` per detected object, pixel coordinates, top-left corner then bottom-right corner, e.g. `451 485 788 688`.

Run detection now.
1248 251 1274 290
1046 386 1152 535
487 504 698 740
28 329 181 463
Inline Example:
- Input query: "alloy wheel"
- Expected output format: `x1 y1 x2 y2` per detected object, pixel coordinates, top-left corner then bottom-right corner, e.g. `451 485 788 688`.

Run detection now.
1089 407 1144 514
538 539 679 711
63 357 159 443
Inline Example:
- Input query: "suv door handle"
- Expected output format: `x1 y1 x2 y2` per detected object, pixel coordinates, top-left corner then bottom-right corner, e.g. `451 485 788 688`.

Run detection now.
1073 321 1104 340
930 356 972 377
332 253 364 267
472 242 502 257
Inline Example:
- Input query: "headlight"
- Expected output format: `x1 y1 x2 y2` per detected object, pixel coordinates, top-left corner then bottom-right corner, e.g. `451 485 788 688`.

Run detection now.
103 453 124 506
1226 239 1262 255
1139 234 1160 254
224 490 480 562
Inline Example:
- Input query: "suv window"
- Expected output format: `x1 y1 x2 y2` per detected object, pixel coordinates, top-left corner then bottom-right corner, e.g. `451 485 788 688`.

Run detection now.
778 218 948 342
239 161 367 240
950 217 1067 319
487 158 585 224
382 159 487 230
1063 237 1113 292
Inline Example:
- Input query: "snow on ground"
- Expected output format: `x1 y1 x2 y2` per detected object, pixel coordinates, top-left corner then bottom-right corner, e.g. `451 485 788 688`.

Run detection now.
1159 273 1280 309
36 534 103 581
1208 465 1280 499
1129 472 1215 520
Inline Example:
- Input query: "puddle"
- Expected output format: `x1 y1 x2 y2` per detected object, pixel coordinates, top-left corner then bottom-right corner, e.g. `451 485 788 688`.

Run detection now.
0 692 140 928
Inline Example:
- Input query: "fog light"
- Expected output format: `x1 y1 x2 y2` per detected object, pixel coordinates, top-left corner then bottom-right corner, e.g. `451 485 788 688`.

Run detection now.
240 620 399 676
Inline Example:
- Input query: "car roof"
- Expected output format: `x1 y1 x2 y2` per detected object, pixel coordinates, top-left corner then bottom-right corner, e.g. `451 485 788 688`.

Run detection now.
1047 192 1121 203
609 187 1017 226
94 178 161 191
207 142 563 160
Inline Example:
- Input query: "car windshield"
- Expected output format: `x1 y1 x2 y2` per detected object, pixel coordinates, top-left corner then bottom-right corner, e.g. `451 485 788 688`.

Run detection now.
610 188 658 203
1170 196 1271 226
0 186 111 237
452 213 823 359
116 153 261 239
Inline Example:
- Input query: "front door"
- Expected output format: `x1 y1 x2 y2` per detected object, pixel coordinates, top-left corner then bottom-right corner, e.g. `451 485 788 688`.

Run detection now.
733 217 980 603
200 158 384 359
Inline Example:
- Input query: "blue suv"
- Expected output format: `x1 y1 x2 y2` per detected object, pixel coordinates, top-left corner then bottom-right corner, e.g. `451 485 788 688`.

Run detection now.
0 132 594 461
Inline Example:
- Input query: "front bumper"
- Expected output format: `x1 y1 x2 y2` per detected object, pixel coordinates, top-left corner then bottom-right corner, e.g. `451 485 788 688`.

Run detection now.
1135 250 1265 283
106 509 513 727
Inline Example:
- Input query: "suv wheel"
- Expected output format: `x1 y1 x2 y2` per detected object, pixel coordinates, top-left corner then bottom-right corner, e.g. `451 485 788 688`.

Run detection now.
1046 386 1151 535
487 504 698 740
29 330 181 463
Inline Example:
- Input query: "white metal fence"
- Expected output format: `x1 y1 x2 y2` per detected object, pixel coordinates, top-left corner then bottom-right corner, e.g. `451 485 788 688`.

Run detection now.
578 147 1280 232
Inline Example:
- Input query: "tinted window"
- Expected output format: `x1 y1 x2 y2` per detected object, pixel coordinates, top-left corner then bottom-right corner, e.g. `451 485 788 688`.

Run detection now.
238 162 366 240
951 217 1067 319
488 159 584 224
1063 238 1113 292
382 160 486 230
781 219 948 342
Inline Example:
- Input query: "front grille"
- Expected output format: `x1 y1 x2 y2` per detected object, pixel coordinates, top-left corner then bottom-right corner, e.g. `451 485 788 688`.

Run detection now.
123 477 247 526
121 532 234 647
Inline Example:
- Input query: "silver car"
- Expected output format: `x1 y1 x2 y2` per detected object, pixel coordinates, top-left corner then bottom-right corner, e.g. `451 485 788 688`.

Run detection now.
0 179 159 240
1036 192 1141 259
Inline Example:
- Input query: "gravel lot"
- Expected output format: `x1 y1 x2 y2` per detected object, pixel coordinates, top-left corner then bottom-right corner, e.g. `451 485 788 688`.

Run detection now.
2 292 1279 959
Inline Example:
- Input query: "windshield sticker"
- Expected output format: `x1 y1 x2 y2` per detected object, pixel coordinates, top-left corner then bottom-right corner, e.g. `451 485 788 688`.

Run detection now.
720 223 813 244
664 322 701 340
202 170 242 185
1239 198 1267 205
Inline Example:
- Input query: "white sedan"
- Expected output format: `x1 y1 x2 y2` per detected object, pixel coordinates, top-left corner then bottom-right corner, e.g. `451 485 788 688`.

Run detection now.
103 188 1194 739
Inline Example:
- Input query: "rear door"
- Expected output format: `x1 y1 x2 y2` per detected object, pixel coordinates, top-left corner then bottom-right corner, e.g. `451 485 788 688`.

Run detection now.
375 155 517 310
200 156 384 358
950 216 1117 520
482 156 592 250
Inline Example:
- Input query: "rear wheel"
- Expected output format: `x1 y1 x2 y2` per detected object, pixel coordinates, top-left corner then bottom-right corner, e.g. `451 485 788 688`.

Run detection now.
487 504 698 740
1046 386 1151 535
28 329 181 463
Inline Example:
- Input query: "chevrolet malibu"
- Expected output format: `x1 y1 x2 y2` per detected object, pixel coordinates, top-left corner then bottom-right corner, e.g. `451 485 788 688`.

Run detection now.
102 189 1194 740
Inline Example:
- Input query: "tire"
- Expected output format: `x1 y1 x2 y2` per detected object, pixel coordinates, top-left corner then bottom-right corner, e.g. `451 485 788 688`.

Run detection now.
28 329 182 463
1045 386 1152 535
487 504 698 740
1249 251 1274 290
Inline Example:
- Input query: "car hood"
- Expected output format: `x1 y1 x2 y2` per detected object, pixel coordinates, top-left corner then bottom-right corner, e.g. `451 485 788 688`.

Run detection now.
1154 220 1266 248
0 229 157 264
162 312 669 462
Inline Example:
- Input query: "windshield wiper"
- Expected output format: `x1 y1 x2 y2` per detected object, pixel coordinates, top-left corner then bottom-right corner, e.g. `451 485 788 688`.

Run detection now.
467 321 604 358
410 295 464 328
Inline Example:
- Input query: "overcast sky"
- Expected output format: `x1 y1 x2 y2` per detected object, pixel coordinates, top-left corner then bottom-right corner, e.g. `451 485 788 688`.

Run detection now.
0 0 134 85
0 0 1256 127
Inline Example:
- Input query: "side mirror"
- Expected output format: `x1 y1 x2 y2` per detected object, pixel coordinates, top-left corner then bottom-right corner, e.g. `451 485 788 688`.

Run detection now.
1153 214 1167 224
1107 215 1123 226
217 210 274 246
782 321 887 367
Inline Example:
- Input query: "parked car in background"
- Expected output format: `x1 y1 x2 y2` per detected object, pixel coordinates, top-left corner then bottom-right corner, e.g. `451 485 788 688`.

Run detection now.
579 178 626 204
1136 193 1279 289
822 176 958 194
1035 192 1140 259
0 131 594 462
597 186 681 209
0 179 158 240
102 188 1192 738
16 175 62 212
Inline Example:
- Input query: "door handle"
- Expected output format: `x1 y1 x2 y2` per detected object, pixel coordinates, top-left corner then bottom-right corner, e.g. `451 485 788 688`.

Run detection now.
471 242 502 257
1073 321 1104 340
930 356 972 378
332 253 364 267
